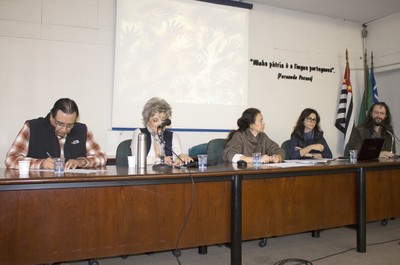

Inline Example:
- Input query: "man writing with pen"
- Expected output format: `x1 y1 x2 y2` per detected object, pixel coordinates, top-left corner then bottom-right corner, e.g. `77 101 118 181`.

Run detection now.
5 98 107 170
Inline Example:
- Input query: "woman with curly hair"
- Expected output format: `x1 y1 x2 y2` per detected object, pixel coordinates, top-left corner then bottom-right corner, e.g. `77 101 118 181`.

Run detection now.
287 108 332 159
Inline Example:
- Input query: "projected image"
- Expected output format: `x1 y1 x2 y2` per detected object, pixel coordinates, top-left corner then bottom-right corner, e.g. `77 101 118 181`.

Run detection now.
113 0 249 129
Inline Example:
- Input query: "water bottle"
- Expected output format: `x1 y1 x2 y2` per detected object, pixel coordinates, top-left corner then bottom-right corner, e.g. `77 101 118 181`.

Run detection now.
137 133 147 168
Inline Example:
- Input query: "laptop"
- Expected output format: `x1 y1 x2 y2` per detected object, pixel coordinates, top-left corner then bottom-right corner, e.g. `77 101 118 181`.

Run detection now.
357 138 385 160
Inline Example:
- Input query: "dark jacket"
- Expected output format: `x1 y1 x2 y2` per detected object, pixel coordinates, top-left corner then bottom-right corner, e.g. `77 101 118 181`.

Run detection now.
27 114 87 161
287 129 332 159
140 128 173 156
344 125 395 156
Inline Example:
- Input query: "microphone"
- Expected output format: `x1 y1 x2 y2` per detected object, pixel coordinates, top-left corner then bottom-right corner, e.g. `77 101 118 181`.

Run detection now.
157 119 171 128
153 119 172 171
381 124 395 154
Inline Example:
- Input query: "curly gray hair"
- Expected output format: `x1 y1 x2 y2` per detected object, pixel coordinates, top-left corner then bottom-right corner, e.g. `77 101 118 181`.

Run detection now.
142 97 172 126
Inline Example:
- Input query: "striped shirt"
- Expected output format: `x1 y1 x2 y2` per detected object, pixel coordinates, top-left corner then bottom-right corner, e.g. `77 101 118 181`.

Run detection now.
5 123 107 169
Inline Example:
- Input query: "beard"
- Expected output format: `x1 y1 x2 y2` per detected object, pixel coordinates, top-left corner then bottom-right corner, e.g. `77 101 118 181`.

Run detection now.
372 117 383 126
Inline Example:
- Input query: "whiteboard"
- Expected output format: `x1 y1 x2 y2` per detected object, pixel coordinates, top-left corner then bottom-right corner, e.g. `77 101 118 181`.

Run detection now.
112 0 249 130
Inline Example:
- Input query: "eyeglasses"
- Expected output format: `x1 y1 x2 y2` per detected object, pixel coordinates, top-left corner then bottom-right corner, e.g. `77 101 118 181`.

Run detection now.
55 119 75 129
373 111 386 116
306 117 317 123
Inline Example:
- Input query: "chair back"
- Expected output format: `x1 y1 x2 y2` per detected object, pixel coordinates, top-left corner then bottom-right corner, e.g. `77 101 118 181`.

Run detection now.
116 139 132 166
188 143 208 157
281 140 291 160
206 138 226 164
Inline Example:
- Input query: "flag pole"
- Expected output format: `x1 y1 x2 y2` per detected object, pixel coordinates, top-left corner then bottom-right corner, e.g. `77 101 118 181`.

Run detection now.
335 49 354 150
363 48 368 118
371 51 374 70
370 51 379 104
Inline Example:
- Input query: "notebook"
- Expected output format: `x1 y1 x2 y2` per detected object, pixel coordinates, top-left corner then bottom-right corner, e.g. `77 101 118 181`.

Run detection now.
357 138 385 160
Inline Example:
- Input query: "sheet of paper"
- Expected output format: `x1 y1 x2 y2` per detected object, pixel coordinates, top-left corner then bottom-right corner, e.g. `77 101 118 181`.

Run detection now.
284 159 331 164
31 169 107 173
264 162 315 168
65 169 107 173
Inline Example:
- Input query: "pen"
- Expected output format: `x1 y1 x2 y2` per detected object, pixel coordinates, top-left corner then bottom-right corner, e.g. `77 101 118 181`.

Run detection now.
46 152 52 158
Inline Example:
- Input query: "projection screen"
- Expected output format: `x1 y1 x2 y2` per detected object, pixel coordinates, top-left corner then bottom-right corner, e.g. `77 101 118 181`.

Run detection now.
112 0 249 131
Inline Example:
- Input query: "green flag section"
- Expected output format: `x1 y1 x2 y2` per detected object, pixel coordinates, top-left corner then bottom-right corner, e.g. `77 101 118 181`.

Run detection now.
358 64 373 125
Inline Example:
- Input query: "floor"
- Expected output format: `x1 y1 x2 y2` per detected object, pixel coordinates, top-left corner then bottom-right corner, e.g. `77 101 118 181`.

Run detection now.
63 219 400 265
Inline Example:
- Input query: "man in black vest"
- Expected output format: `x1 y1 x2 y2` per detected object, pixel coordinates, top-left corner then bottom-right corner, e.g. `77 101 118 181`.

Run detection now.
5 98 107 170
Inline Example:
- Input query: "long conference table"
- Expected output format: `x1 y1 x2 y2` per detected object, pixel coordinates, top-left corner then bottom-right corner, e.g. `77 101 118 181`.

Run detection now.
1 158 400 265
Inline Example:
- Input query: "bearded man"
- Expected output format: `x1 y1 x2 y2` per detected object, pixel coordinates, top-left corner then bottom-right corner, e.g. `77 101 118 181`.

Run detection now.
345 102 396 158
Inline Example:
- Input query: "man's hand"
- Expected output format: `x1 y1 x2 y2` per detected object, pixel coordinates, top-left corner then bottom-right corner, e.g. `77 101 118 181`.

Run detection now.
65 158 87 169
379 151 395 158
41 157 55 169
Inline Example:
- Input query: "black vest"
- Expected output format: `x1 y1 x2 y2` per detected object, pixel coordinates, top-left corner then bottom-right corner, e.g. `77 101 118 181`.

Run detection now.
27 114 87 161
140 128 173 156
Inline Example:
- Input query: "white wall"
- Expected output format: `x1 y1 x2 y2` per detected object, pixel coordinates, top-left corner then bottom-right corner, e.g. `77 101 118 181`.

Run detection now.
1 0 399 165
247 5 364 157
365 13 400 152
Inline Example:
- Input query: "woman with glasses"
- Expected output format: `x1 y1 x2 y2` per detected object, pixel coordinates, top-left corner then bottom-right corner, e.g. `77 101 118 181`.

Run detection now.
287 108 332 159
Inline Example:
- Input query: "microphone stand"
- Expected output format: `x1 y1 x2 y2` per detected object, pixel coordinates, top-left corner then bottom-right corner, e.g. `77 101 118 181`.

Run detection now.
152 126 173 171
381 124 397 155
163 142 193 166
386 130 395 154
